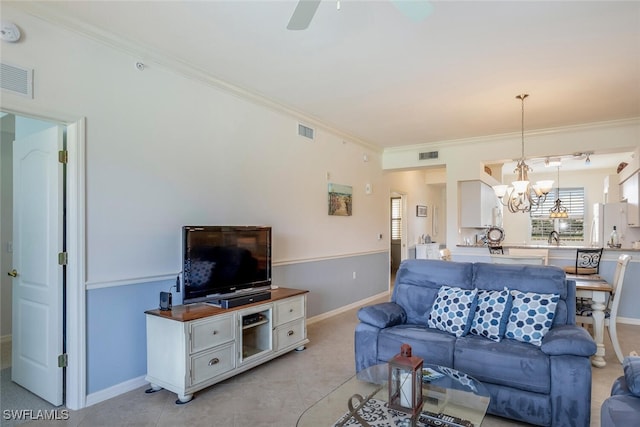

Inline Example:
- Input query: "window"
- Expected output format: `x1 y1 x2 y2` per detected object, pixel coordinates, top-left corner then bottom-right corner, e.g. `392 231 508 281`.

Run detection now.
391 197 402 241
531 187 585 242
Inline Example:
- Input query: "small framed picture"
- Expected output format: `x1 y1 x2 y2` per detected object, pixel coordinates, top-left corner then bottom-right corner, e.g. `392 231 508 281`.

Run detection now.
416 205 427 217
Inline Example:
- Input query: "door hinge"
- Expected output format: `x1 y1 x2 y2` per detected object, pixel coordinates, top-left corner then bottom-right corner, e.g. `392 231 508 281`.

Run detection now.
58 353 68 368
58 252 68 266
58 150 68 164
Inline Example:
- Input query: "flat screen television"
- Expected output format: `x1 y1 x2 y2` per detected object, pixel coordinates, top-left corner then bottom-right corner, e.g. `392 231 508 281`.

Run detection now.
182 226 272 304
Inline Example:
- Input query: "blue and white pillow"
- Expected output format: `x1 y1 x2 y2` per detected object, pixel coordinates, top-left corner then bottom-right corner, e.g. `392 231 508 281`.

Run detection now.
469 288 512 342
428 286 478 337
505 290 559 346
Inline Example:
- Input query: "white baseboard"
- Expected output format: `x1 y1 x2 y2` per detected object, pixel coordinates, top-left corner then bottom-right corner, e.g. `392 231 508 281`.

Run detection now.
0 335 12 344
306 291 389 326
85 375 148 407
618 316 640 326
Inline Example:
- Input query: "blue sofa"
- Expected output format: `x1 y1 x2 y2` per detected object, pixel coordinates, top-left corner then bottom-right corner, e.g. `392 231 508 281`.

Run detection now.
601 356 640 427
355 259 597 427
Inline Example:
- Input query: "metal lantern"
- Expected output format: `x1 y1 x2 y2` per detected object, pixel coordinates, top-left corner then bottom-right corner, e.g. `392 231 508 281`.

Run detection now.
388 343 423 416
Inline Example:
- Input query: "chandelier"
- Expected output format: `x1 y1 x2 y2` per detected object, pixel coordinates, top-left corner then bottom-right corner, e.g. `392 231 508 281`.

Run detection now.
549 166 569 219
493 94 554 213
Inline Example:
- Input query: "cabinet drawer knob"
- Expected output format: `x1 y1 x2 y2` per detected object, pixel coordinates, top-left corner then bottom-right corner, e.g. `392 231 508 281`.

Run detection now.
212 330 217 335
289 308 294 313
287 330 294 336
208 358 220 366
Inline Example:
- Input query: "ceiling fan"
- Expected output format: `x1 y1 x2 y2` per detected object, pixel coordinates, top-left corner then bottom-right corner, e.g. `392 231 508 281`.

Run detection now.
287 0 433 31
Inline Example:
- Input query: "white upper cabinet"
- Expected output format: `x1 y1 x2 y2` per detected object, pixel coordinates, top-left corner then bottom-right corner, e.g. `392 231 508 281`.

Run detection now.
459 180 498 228
621 171 639 227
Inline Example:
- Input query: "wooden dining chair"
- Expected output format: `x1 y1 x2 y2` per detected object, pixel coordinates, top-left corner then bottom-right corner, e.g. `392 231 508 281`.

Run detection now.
576 254 632 364
564 248 604 275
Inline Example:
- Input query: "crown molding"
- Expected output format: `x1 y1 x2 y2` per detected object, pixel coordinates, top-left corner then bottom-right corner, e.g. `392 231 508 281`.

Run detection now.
383 117 640 155
8 2 383 153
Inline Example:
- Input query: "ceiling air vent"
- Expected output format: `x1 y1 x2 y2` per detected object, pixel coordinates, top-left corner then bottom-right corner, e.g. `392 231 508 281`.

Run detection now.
0 62 33 98
419 151 438 160
298 123 314 140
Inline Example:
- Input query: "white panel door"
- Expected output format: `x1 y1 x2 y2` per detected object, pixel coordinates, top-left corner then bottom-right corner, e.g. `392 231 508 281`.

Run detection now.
11 125 64 406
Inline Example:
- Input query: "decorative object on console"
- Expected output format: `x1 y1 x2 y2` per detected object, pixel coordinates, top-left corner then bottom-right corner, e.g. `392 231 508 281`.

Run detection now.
492 94 554 213
328 183 353 216
388 344 423 417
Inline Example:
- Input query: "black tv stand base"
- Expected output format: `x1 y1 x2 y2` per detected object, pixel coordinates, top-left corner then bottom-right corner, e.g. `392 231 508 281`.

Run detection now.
216 291 271 308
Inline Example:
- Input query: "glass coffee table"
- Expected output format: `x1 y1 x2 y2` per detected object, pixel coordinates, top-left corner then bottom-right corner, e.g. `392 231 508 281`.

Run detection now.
297 363 490 427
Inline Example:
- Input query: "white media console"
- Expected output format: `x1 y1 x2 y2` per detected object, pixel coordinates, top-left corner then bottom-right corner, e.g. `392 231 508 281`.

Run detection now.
145 288 309 403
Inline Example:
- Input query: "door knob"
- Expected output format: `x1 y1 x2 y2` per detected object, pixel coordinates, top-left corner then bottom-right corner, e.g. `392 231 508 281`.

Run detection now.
7 269 17 277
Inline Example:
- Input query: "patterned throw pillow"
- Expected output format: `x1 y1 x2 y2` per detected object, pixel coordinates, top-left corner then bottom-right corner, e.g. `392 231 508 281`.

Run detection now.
469 288 512 342
427 286 478 337
505 290 559 346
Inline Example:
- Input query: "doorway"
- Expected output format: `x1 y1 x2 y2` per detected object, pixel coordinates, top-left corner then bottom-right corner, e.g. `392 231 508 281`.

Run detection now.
1 112 66 408
390 192 407 289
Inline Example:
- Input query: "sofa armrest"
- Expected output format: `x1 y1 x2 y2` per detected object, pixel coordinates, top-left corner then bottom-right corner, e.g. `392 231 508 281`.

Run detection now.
540 325 596 357
623 356 640 397
357 302 407 329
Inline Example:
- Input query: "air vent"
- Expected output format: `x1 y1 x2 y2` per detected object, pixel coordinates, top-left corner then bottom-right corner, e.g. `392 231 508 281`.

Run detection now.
419 151 438 160
0 62 33 98
298 123 314 140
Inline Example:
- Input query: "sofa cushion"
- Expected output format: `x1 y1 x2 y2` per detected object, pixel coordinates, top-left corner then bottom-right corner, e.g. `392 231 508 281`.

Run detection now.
427 286 478 337
455 334 551 394
378 324 456 367
472 263 571 327
623 356 640 397
505 290 559 347
469 288 512 342
392 260 474 325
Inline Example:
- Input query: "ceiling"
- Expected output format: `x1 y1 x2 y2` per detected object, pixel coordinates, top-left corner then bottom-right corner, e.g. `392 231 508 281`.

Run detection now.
14 1 640 158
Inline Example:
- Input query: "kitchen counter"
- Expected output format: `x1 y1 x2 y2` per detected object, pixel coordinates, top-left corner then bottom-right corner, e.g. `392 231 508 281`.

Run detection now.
456 244 640 252
450 244 640 322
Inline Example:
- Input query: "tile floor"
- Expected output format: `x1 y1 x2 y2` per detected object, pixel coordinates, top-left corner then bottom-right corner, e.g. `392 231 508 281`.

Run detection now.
2 295 639 427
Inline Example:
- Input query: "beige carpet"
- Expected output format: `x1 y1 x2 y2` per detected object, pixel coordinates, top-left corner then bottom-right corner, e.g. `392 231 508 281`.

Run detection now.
2 297 638 426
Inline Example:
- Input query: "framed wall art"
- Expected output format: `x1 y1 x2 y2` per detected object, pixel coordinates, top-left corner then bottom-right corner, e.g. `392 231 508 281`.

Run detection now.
416 205 427 217
328 183 352 216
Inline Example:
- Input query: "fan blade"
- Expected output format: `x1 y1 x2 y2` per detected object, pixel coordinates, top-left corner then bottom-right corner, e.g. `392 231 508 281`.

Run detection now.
391 0 433 22
287 0 322 30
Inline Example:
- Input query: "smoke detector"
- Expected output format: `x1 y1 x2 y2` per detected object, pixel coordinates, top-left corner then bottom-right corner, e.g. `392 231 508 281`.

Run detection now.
1 21 21 43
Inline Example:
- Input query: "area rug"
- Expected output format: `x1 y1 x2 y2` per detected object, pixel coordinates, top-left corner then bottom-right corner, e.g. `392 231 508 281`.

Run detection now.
333 398 475 427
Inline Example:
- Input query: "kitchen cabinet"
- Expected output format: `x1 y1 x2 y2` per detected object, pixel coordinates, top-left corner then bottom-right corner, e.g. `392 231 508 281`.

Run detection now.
459 180 498 228
621 171 639 227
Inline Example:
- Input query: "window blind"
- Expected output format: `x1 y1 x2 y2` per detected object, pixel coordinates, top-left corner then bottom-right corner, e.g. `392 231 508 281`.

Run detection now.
391 198 402 241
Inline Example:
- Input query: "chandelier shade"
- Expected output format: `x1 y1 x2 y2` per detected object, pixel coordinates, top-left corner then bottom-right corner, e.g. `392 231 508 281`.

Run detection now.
493 94 553 213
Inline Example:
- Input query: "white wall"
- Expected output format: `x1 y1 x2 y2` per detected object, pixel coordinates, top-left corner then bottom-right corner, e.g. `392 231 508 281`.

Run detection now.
0 6 389 288
0 5 392 399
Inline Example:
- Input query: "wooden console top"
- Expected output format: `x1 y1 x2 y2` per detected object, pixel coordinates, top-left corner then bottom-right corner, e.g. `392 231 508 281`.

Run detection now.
145 287 308 322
